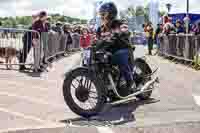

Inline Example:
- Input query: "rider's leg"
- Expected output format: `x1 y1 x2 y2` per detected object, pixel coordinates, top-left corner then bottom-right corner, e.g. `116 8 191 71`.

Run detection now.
112 49 134 92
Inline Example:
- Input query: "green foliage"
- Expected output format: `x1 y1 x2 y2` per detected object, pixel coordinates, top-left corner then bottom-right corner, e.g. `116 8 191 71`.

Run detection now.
0 14 87 28
159 11 166 17
144 7 150 23
127 6 135 16
119 5 150 23
135 6 145 16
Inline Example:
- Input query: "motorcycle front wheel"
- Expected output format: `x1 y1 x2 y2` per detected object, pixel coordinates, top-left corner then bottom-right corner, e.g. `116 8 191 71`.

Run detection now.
63 68 106 118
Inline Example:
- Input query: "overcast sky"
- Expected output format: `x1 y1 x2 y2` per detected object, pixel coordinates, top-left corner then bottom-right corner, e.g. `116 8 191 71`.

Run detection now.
0 0 200 19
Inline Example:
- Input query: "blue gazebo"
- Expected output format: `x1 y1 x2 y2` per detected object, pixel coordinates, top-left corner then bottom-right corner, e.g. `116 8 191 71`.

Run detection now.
169 13 200 24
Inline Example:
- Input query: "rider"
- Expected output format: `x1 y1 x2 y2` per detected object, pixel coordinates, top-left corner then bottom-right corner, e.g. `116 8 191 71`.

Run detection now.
95 2 136 94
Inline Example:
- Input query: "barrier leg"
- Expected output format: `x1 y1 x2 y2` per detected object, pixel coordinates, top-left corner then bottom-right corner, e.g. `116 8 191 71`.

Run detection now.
33 44 41 72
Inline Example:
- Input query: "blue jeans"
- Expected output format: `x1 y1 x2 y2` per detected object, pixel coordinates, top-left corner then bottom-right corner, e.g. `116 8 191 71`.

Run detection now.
111 49 133 81
156 37 160 50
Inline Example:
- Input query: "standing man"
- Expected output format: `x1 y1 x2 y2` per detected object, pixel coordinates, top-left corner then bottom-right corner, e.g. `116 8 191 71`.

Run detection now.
19 13 39 71
155 23 163 54
146 22 154 55
63 23 73 55
175 20 185 34
32 11 49 72
72 27 81 51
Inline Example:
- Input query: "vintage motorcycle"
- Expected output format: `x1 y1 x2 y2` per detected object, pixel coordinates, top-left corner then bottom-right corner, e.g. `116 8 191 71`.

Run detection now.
63 45 159 118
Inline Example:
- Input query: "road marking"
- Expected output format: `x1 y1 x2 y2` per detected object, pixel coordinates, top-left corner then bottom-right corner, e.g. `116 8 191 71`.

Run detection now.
0 92 65 108
96 126 114 133
0 107 48 123
193 94 200 106
0 124 65 133
0 80 50 91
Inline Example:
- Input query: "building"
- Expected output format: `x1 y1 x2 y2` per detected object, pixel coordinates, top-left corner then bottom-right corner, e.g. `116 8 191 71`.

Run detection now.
148 0 159 28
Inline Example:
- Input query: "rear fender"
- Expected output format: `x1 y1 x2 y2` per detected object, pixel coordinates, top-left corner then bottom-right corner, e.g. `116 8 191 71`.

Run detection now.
134 58 152 73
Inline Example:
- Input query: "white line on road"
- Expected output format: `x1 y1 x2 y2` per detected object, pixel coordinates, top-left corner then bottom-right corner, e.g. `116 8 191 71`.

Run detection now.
0 123 65 133
96 126 115 133
0 79 57 91
0 92 65 108
0 107 47 123
193 94 200 106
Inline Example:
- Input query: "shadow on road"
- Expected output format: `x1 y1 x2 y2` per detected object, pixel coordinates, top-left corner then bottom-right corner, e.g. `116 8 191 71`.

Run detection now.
60 98 160 126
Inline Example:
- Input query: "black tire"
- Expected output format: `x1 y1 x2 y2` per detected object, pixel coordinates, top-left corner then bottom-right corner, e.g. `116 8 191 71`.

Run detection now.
63 68 106 118
134 59 153 100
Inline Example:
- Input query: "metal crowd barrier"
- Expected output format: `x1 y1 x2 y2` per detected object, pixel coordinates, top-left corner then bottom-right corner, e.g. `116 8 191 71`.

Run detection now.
158 34 200 67
0 27 82 72
42 32 81 63
0 28 41 71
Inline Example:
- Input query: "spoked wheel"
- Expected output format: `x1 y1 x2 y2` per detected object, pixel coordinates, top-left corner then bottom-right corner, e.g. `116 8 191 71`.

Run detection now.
134 60 153 100
63 68 105 118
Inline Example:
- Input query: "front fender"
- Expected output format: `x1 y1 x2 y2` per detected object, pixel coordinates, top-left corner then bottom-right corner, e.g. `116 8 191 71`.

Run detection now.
64 66 92 79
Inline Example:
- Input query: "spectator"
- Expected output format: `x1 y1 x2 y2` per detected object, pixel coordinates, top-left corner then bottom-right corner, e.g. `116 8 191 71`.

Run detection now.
19 13 39 71
32 11 48 37
146 22 154 55
80 27 91 49
54 21 63 34
175 20 185 34
163 17 175 34
195 22 200 35
32 11 49 72
63 23 73 53
155 23 163 53
72 27 81 50
46 22 53 32
45 16 53 32
190 23 197 34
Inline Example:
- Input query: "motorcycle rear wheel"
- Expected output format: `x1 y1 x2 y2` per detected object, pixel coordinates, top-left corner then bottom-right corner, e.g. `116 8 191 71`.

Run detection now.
63 68 106 118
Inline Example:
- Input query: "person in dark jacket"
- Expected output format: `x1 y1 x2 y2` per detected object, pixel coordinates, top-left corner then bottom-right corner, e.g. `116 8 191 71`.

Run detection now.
95 18 136 95
19 14 39 71
32 11 49 72
32 11 48 37
175 20 185 34
146 22 154 55
195 22 200 35
155 23 162 54
63 23 73 53
54 21 63 34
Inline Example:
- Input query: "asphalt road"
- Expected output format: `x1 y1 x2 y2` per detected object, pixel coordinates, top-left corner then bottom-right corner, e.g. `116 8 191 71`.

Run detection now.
0 46 200 133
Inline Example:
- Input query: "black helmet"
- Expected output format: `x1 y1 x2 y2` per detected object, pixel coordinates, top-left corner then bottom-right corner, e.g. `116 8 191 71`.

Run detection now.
99 2 118 20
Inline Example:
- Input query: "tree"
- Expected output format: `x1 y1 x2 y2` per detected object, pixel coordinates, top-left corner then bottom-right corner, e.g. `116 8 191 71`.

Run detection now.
127 6 135 16
0 14 87 28
144 7 149 22
58 16 66 22
159 11 166 17
135 6 145 16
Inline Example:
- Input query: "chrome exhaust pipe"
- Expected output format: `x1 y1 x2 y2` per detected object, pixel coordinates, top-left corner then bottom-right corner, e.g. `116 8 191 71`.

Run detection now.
110 77 159 105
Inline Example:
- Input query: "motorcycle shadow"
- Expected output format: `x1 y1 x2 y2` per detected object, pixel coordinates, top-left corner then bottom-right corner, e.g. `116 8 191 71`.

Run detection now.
60 98 160 126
